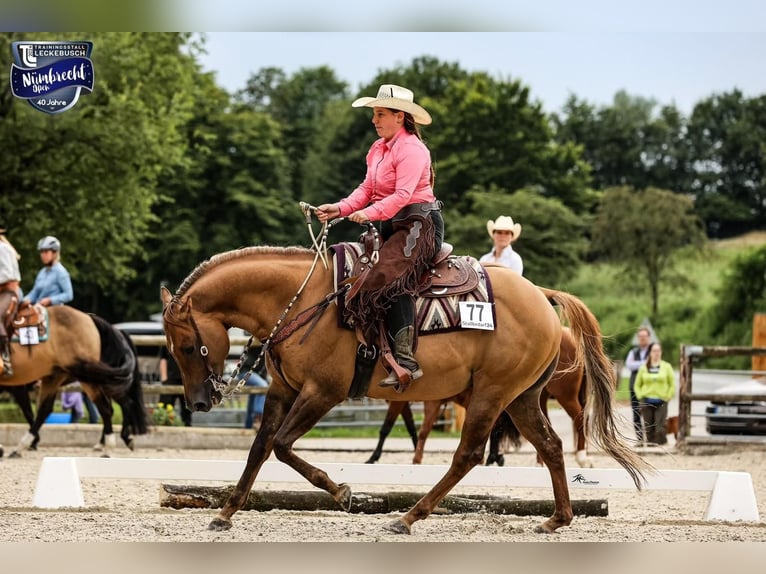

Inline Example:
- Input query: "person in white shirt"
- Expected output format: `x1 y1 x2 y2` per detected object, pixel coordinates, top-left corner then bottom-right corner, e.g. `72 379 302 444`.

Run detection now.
479 215 523 274
0 226 22 377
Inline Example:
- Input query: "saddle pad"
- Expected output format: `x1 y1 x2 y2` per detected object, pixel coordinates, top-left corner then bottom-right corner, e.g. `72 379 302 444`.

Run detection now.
330 243 495 335
11 304 50 343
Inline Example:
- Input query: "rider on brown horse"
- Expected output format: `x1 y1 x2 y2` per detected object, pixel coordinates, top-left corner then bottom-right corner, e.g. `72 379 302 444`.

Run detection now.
316 84 444 389
0 225 22 377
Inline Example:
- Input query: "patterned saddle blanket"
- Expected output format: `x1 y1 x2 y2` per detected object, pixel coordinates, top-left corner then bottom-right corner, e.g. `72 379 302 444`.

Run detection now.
330 242 495 335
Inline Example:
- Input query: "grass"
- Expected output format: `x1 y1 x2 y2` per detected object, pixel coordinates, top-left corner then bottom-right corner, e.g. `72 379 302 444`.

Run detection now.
564 231 766 367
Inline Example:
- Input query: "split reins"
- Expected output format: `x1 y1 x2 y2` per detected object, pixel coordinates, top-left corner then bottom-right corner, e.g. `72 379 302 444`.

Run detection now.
177 202 351 401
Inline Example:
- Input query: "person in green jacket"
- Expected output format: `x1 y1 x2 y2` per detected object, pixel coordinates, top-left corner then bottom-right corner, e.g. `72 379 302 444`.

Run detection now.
634 342 675 446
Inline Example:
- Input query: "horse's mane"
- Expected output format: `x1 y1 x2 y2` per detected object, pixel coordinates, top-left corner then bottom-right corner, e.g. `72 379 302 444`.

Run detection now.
175 245 314 297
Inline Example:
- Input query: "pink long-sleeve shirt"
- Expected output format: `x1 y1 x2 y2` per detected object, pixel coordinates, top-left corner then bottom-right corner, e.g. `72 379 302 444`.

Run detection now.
338 127 435 221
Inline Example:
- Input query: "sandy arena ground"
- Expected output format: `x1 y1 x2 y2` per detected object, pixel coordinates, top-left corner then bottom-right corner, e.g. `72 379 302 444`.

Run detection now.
0 436 765 542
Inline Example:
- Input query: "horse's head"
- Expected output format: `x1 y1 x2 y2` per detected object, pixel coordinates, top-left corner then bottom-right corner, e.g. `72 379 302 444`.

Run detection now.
160 286 231 412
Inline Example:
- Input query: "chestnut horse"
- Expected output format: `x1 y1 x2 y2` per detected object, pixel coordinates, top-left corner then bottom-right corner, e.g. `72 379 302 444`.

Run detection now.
367 327 593 468
1 306 148 457
161 245 650 535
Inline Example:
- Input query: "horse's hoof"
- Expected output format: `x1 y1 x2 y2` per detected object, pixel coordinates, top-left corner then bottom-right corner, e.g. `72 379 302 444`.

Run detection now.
127 439 135 451
337 483 352 512
100 453 111 458
9 451 21 459
364 458 376 464
383 519 411 535
534 524 554 534
29 444 38 451
496 455 505 467
208 518 232 531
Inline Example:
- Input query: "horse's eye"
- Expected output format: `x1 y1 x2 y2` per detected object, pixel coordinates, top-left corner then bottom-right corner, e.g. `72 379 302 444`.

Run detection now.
181 345 195 355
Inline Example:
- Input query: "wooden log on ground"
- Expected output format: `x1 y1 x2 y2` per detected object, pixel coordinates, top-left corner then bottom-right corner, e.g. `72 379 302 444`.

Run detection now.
160 484 608 517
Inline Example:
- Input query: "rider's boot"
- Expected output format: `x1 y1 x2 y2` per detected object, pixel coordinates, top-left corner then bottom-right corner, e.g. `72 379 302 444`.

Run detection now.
379 296 422 387
379 326 423 387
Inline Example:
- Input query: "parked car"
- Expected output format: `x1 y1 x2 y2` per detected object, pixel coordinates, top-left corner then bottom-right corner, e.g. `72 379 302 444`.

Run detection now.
704 378 766 435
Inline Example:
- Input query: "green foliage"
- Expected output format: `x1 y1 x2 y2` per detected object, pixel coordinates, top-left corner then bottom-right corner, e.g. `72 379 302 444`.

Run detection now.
445 187 586 287
590 186 707 321
149 402 184 426
699 244 766 362
687 91 766 235
569 234 766 368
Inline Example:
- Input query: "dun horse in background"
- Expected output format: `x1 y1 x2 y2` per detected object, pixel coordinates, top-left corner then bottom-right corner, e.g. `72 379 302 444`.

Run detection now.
1 305 148 457
366 327 593 468
162 245 650 535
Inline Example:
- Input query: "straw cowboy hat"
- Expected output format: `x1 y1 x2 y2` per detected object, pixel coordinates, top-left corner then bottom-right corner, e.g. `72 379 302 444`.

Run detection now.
486 215 522 241
352 84 432 125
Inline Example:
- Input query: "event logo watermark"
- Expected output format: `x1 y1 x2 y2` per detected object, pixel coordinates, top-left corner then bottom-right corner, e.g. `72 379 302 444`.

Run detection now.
10 41 95 114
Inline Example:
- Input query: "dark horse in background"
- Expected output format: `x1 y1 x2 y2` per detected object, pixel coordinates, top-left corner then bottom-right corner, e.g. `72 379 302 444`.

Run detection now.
161 245 650 536
1 305 148 457
366 326 593 468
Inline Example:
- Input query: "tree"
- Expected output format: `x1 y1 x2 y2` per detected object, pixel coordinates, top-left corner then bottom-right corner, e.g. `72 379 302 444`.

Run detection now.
686 90 766 237
553 91 690 195
236 66 349 204
444 187 587 287
0 32 200 315
590 187 707 321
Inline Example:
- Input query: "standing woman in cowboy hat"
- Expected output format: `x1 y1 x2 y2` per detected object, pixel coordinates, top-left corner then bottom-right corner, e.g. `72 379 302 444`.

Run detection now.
316 84 443 388
480 215 523 275
23 235 73 307
0 225 22 376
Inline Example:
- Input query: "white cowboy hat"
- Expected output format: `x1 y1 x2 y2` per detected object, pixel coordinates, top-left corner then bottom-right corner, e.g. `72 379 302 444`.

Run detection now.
352 84 432 125
486 215 522 241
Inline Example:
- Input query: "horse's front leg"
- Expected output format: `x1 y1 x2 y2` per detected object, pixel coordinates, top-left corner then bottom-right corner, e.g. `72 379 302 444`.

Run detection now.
11 381 58 457
209 380 299 531
268 388 351 506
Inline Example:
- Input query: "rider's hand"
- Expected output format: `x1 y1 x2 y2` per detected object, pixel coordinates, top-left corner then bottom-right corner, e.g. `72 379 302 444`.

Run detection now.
315 203 340 223
348 210 370 224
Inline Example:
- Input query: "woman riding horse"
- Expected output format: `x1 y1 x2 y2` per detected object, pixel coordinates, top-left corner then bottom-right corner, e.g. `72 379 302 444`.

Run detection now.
161 244 651 536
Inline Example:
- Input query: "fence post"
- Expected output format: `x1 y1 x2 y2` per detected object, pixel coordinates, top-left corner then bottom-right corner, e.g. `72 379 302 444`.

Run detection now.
752 313 766 377
677 344 693 446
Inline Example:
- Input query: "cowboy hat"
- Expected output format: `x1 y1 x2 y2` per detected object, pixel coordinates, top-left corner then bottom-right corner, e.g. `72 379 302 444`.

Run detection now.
352 84 432 125
486 215 522 241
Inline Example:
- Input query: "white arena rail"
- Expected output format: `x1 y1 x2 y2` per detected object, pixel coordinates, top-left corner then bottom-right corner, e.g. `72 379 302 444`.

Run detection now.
31 457 760 522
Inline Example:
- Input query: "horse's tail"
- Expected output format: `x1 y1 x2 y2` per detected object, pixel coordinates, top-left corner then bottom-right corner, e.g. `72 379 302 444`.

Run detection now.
67 314 134 386
66 314 148 435
539 287 653 489
117 329 148 435
494 411 522 451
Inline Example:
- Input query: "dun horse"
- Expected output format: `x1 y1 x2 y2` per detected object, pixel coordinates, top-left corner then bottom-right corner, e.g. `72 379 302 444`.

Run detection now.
162 245 650 535
1 306 148 457
367 327 593 468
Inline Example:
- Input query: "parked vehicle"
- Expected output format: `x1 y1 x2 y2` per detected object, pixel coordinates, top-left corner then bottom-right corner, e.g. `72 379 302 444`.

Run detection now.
704 378 766 435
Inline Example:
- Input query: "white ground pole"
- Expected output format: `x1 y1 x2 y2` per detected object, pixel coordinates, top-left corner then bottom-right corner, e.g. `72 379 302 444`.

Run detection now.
31 457 760 522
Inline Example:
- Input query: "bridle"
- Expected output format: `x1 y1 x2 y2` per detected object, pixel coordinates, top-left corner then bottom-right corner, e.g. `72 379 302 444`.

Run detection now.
164 203 349 402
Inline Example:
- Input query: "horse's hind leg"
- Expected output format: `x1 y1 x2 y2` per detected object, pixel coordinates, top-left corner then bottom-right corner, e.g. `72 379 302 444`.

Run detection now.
412 400 442 464
401 402 418 449
507 390 573 533
366 401 406 464
87 388 116 457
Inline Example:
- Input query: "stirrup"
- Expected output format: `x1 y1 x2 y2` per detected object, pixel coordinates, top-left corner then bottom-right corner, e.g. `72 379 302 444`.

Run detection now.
379 366 423 388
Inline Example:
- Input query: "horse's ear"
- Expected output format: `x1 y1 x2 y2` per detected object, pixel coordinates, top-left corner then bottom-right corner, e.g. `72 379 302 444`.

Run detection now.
160 286 172 308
